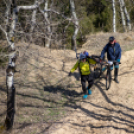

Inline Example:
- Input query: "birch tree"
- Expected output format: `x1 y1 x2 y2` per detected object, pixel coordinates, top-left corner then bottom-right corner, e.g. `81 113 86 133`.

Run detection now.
112 0 116 32
70 0 79 50
39 0 52 47
0 0 44 130
30 0 38 35
119 0 126 32
120 0 132 31
3 0 18 130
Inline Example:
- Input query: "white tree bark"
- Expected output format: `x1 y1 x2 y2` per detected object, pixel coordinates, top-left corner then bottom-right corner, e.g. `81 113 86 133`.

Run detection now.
44 0 51 47
119 0 126 32
4 0 18 130
5 0 11 30
112 0 116 32
120 0 131 31
0 0 45 130
70 0 79 50
30 9 37 33
17 0 44 11
30 0 38 42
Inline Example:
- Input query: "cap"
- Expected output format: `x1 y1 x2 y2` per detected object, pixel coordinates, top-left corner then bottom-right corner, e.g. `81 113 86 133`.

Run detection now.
109 36 115 42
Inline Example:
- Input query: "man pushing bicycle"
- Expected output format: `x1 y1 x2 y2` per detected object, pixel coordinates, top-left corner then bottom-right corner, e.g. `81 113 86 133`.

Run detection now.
100 36 122 83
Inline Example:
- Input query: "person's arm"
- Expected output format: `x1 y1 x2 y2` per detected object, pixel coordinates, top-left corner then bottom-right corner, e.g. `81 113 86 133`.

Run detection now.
100 44 108 59
70 60 79 73
117 45 122 60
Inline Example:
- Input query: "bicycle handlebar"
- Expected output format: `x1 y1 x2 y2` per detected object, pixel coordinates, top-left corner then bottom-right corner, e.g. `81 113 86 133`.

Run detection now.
90 55 100 59
90 55 121 65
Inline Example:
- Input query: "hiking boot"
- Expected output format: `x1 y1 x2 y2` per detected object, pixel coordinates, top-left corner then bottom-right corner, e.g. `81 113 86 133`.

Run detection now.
114 68 119 83
114 78 119 83
87 89 92 95
83 94 88 99
87 87 92 95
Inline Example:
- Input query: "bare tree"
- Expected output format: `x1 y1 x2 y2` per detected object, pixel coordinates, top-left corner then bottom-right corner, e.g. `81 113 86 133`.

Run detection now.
39 0 52 47
120 0 131 31
119 0 126 32
4 0 18 130
70 0 79 50
0 0 80 130
30 0 38 34
0 0 44 130
112 0 116 32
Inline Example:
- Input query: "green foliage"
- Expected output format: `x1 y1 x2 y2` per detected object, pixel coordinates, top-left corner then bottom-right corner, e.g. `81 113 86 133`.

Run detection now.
86 0 112 32
1 0 134 50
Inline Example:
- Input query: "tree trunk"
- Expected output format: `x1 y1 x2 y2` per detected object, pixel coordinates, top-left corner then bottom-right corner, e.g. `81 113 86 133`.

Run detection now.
30 2 37 42
119 0 126 32
5 0 17 130
30 9 37 34
17 0 44 11
70 0 79 51
2 0 44 130
44 0 51 48
120 0 131 31
112 0 116 32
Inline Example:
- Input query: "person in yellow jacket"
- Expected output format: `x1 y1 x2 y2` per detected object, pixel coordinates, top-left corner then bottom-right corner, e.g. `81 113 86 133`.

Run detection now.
68 52 98 99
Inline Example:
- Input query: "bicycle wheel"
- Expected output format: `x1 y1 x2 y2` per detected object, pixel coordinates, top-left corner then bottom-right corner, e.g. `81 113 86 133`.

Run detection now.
106 67 112 90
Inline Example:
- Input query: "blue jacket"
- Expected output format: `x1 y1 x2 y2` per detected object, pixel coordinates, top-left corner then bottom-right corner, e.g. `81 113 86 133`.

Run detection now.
101 42 121 61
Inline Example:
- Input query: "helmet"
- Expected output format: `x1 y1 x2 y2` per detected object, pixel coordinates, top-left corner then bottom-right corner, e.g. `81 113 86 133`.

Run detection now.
80 53 86 60
109 36 115 42
83 51 89 57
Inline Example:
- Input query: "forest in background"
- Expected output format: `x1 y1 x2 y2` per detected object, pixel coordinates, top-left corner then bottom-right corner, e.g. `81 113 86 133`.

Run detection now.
0 0 134 49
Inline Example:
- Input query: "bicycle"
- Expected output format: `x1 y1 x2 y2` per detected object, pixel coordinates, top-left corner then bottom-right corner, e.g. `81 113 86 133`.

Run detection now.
90 55 121 90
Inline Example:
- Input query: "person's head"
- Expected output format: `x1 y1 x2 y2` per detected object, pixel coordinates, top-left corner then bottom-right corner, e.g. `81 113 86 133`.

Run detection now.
109 36 115 44
80 53 86 62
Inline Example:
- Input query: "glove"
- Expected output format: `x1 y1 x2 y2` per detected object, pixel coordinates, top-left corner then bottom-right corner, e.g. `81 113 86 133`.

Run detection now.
68 72 72 76
99 57 103 63
117 59 120 63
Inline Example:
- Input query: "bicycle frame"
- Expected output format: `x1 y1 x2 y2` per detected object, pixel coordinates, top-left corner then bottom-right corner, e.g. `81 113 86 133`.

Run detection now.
91 55 121 90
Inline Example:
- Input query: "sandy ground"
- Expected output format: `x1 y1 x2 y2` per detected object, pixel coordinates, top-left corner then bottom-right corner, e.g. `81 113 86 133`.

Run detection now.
1 32 134 134
47 49 134 134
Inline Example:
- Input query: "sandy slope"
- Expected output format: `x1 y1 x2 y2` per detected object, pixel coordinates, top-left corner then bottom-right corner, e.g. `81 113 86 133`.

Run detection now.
47 49 134 134
1 32 134 134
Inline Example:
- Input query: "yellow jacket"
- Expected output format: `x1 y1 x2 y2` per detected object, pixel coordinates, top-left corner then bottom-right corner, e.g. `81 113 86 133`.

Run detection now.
70 58 96 75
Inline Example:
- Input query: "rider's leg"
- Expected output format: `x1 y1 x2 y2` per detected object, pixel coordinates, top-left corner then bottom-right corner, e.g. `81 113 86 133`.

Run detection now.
114 63 119 83
81 75 88 99
87 74 94 95
110 64 113 70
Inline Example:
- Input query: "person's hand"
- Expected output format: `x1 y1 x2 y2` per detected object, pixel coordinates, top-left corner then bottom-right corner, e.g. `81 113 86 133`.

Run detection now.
68 72 72 76
96 59 100 63
99 57 103 63
117 59 120 63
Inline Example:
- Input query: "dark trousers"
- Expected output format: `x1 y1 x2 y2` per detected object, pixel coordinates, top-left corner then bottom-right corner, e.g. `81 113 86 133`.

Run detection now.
81 74 94 94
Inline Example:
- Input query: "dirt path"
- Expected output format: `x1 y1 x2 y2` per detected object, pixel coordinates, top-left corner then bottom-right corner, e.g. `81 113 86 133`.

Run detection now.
1 36 134 134
47 50 134 134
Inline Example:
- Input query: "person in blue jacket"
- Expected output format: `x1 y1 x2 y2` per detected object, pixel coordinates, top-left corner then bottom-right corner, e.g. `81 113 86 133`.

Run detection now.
100 36 121 83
